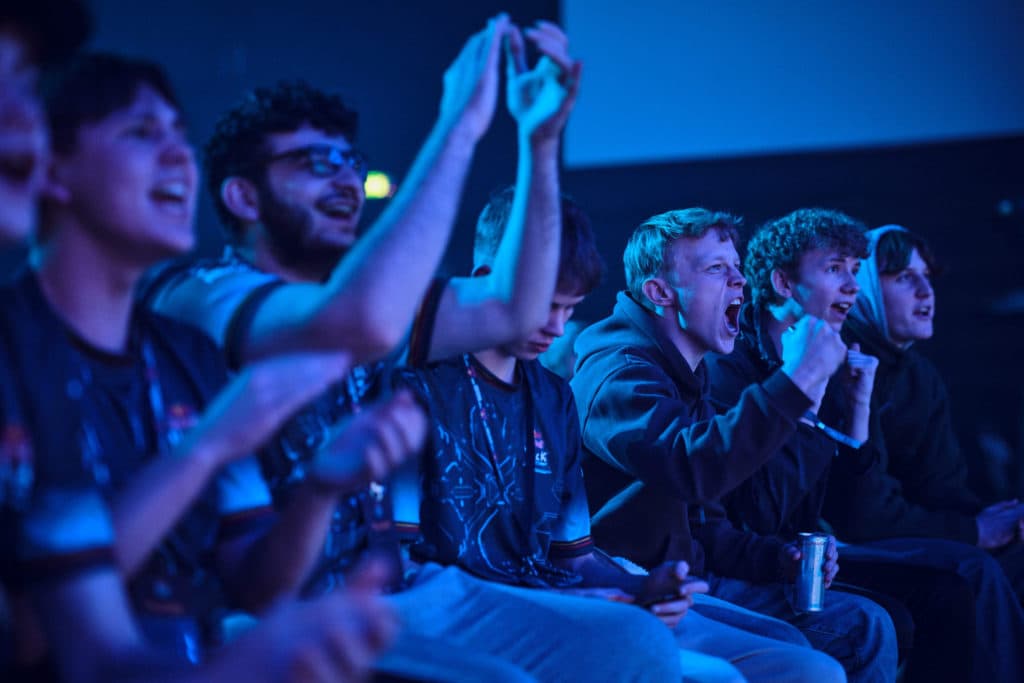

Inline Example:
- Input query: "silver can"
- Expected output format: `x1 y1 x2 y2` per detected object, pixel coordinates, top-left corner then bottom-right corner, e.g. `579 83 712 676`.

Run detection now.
794 532 828 612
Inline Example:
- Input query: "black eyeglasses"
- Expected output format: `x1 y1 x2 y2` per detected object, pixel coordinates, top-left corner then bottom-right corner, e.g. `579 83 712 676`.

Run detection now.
262 144 369 180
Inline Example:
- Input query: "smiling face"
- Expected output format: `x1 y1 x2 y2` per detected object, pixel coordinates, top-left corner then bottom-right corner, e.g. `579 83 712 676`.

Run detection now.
665 230 746 357
881 248 934 344
255 124 366 273
784 247 862 331
0 27 46 243
51 84 196 264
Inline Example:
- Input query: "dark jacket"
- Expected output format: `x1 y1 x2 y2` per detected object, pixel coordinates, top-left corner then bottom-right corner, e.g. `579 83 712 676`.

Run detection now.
570 292 811 578
706 305 876 539
831 318 981 544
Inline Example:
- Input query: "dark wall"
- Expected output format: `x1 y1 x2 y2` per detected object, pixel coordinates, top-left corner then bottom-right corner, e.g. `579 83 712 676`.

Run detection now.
10 0 1023 497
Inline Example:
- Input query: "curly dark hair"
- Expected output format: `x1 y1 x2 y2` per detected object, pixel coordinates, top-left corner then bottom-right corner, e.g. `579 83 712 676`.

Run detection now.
745 208 868 307
475 186 605 297
623 208 741 303
204 80 359 238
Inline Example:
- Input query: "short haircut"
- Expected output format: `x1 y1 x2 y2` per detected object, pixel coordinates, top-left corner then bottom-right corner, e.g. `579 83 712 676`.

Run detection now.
204 81 359 238
1 0 92 68
623 208 741 302
874 228 941 277
745 208 868 307
46 52 181 155
474 186 605 297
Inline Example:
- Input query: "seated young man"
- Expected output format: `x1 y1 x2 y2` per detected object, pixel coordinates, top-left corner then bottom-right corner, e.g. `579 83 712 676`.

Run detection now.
145 19 577 598
823 224 1024 679
704 208 987 682
2 52 413 681
149 21 689 683
842 225 1024 583
571 208 898 683
397 192 850 683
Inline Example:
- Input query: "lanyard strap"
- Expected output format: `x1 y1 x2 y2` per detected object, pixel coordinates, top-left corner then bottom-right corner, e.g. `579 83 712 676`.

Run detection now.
803 410 864 451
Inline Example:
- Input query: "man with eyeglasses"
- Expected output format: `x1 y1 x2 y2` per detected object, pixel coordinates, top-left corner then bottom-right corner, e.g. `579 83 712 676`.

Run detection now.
144 20 680 682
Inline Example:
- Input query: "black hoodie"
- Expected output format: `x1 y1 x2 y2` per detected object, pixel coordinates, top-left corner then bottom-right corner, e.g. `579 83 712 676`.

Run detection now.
706 304 878 540
570 292 811 577
834 317 981 544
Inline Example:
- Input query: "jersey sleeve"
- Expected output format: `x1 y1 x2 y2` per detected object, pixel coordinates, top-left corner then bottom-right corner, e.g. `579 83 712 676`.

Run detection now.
214 457 276 541
146 257 285 370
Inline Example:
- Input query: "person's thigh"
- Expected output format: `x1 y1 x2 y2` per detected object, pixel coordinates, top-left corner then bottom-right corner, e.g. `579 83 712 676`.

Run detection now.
992 540 1024 604
690 593 808 647
855 537 1024 683
707 575 896 683
390 565 682 682
674 607 844 683
375 632 536 683
836 554 974 683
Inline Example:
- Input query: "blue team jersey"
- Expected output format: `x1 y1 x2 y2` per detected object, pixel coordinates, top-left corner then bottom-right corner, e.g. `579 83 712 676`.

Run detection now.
0 271 273 626
396 355 593 587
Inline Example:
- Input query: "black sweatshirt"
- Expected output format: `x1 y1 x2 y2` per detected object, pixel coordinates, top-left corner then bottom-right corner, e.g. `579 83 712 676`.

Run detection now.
570 292 811 578
829 318 981 544
706 305 877 541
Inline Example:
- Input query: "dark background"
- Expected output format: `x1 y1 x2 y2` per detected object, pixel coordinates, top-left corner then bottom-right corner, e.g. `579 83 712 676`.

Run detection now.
10 0 1024 498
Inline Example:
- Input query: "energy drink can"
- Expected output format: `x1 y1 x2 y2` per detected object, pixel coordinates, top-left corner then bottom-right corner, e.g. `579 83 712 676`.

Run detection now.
794 532 828 613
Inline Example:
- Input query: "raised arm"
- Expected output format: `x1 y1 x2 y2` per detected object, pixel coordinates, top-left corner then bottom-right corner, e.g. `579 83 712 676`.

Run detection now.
428 21 582 361
241 16 511 365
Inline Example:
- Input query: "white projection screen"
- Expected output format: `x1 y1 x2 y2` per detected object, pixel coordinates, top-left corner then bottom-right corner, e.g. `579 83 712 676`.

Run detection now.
562 0 1024 168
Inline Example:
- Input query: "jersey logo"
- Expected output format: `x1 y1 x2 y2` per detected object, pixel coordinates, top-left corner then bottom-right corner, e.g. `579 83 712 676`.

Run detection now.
0 423 34 508
166 403 199 446
533 429 552 475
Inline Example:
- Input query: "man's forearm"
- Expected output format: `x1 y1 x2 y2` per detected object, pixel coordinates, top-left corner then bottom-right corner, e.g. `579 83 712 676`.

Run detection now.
554 552 645 596
493 134 562 329
848 399 871 443
111 439 221 577
319 118 478 356
226 481 338 612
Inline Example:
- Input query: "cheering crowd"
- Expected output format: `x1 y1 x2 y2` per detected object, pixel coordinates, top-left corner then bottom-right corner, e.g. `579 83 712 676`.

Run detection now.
2 3 1023 681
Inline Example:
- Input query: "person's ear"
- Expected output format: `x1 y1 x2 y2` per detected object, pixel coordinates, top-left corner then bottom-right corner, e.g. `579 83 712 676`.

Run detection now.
220 176 261 224
642 277 675 308
770 268 794 300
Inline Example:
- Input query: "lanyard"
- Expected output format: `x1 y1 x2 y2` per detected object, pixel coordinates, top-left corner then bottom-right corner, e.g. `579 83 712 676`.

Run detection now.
462 354 512 489
460 355 579 586
803 410 864 451
77 337 168 491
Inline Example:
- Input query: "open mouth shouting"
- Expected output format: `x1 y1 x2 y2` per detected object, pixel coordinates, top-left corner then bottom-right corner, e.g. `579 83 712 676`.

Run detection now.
150 179 191 216
725 296 743 336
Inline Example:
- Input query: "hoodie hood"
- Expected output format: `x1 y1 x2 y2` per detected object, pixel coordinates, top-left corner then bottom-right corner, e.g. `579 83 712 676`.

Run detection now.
849 224 908 347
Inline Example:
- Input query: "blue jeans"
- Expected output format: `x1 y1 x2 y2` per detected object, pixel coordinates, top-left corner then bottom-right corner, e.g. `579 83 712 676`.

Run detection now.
384 563 682 682
686 593 846 682
705 574 897 683
847 537 1024 683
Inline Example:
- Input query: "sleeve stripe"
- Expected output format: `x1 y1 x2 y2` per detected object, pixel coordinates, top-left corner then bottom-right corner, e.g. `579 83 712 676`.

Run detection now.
406 278 448 368
13 546 116 587
224 281 287 370
218 506 276 540
549 536 594 558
